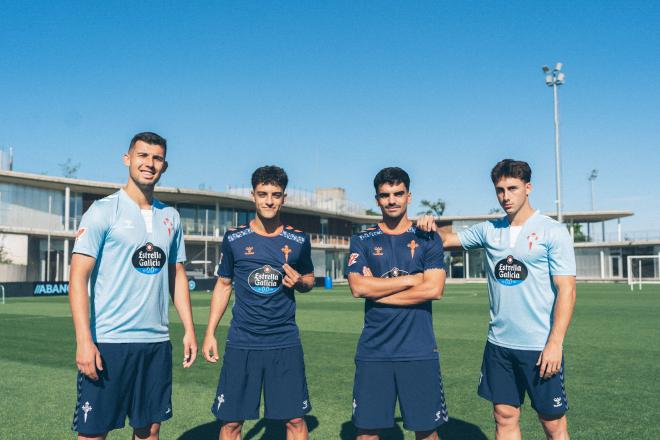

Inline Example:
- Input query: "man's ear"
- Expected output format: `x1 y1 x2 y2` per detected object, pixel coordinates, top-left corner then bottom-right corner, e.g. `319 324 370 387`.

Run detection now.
161 160 169 174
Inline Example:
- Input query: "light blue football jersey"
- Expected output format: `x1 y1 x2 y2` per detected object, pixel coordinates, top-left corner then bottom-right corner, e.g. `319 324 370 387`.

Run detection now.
73 189 186 343
458 211 576 350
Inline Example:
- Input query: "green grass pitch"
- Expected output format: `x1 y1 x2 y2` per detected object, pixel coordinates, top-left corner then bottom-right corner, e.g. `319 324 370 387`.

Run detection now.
1 283 659 439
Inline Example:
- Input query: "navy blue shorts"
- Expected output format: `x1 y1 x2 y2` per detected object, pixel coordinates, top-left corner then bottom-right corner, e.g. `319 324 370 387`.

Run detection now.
71 341 173 435
211 345 311 421
478 341 569 417
352 359 449 432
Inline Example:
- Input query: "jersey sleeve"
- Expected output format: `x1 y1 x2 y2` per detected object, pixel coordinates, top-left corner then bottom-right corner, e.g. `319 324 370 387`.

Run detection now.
423 234 447 271
547 224 576 276
295 235 314 275
345 236 368 275
72 202 109 259
458 221 487 250
215 234 235 279
169 214 186 264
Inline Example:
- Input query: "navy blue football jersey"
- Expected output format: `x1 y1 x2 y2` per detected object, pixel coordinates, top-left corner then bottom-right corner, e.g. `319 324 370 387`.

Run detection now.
216 224 314 349
346 225 446 361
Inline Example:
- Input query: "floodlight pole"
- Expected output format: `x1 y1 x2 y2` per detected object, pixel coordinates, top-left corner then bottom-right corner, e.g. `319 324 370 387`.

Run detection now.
544 63 565 223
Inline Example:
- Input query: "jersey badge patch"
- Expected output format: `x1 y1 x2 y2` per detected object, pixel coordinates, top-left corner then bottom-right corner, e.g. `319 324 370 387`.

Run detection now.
381 267 409 278
75 227 87 241
495 255 528 286
348 253 359 266
407 240 419 258
132 242 166 274
163 217 173 236
373 247 383 256
248 265 283 295
244 246 255 256
527 232 539 250
281 245 292 262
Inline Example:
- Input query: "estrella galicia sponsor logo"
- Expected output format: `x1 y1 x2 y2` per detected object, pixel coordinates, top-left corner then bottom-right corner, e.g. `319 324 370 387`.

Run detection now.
248 265 283 295
381 267 409 278
495 255 528 286
132 242 166 274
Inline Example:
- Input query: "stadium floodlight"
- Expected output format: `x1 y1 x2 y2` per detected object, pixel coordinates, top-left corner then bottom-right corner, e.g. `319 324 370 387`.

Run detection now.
543 62 566 223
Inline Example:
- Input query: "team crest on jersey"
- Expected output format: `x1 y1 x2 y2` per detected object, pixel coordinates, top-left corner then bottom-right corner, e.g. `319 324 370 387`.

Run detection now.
527 232 539 250
248 265 283 295
281 245 292 262
381 267 409 278
132 242 166 274
244 246 255 255
494 255 528 286
407 240 419 258
373 247 383 256
163 217 173 236
348 253 359 266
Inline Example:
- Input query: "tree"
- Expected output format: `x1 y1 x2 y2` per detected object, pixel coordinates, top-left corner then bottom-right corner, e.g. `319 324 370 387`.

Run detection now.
418 199 446 217
59 158 80 178
569 223 588 242
489 207 503 214
365 208 379 216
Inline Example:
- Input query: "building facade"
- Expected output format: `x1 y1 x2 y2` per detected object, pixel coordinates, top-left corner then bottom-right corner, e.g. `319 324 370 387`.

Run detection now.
0 170 657 284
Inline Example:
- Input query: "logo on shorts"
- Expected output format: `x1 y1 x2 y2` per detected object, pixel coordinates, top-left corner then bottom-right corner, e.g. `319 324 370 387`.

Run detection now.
82 401 92 423
348 253 359 266
132 242 166 274
217 394 225 410
381 267 409 278
248 265 283 295
553 397 562 408
302 400 309 410
494 255 528 286
434 410 442 422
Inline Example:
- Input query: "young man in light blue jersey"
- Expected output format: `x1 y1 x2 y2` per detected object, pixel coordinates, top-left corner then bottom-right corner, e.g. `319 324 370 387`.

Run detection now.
419 159 576 440
69 132 197 440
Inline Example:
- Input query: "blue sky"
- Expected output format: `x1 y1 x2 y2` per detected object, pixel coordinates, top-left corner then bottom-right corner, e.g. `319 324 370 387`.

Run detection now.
1 1 658 233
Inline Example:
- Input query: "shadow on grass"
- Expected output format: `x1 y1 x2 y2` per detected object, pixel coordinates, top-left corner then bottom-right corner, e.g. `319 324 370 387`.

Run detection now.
178 415 319 439
340 417 488 440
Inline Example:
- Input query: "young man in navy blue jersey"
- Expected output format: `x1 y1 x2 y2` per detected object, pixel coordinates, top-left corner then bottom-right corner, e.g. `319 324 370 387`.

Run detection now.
347 167 448 440
202 165 315 440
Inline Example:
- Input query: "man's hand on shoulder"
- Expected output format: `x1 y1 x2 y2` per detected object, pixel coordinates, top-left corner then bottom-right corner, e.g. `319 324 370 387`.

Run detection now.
415 215 438 232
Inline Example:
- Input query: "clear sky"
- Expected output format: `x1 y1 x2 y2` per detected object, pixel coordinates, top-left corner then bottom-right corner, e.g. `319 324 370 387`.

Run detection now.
1 1 658 234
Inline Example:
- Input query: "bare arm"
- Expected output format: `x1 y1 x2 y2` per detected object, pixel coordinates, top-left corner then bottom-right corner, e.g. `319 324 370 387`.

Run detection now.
348 271 423 299
202 277 233 363
376 268 447 306
69 253 103 381
537 275 576 378
169 263 197 368
415 215 462 248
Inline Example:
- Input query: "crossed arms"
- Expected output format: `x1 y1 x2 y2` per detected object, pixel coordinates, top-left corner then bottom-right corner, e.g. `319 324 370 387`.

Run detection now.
348 268 446 306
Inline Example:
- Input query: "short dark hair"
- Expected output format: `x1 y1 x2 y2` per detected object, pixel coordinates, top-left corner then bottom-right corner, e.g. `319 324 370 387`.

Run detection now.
373 167 410 192
491 159 532 184
129 132 167 155
251 165 288 190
